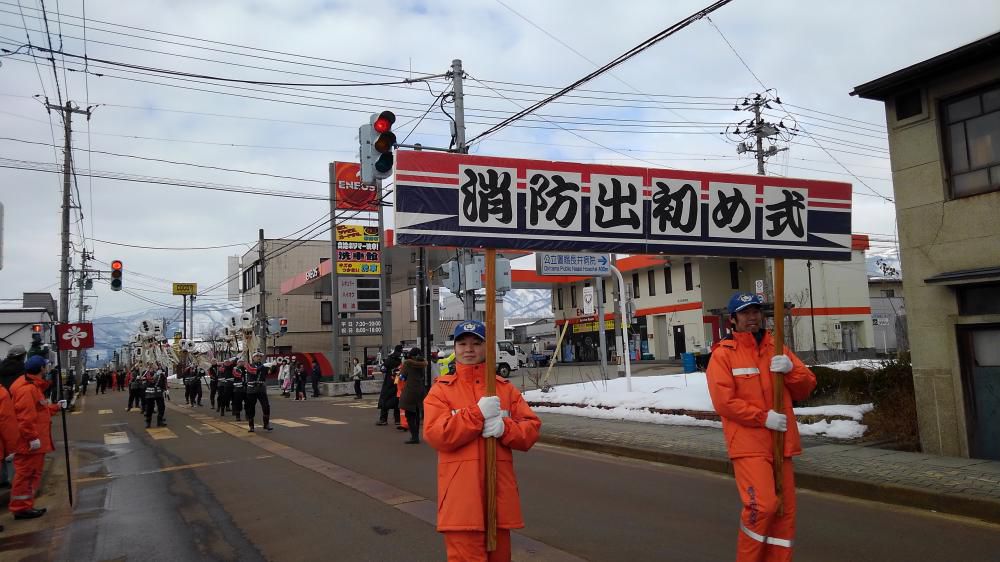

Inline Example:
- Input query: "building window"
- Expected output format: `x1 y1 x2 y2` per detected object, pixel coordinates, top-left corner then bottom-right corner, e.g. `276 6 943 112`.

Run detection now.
958 283 1000 315
647 270 656 297
895 90 922 121
632 273 640 299
684 262 694 291
557 288 564 310
320 301 332 325
881 289 896 298
663 266 673 294
729 260 740 290
943 84 1000 198
570 285 577 309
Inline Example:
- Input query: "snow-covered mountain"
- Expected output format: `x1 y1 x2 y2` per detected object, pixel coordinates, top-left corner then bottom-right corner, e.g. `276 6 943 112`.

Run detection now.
87 303 240 364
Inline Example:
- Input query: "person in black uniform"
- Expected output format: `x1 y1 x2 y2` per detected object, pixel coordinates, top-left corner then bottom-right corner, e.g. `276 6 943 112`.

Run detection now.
127 368 143 412
244 351 273 433
217 359 234 416
208 364 219 409
143 366 168 428
182 366 195 406
191 367 204 406
232 359 247 422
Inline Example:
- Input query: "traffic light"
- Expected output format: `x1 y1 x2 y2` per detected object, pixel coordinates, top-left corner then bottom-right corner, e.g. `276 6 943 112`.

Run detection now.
31 324 42 334
110 260 123 291
359 110 396 184
279 318 288 336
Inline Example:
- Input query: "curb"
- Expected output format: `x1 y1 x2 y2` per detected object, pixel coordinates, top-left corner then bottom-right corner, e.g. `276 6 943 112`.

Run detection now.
538 434 1000 526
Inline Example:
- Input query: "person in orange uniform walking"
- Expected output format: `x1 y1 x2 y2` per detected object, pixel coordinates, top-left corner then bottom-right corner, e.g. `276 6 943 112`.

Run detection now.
0 376 21 532
424 320 542 562
707 293 816 562
9 356 66 520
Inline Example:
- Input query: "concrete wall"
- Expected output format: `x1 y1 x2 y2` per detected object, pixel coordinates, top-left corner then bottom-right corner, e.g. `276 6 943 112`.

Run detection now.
784 252 874 354
879 55 1000 457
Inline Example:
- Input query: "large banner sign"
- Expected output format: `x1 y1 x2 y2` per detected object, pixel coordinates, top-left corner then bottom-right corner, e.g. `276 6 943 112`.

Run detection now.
333 162 379 211
393 151 853 260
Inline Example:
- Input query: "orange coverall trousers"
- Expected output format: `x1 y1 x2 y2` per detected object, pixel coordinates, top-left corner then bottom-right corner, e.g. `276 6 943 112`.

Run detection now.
9 453 46 513
733 456 797 562
444 529 512 562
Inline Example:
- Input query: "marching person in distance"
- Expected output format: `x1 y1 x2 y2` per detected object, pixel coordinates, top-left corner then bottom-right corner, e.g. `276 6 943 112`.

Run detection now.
278 358 291 398
311 360 322 398
232 360 247 422
706 293 817 562
9 356 67 520
208 364 219 409
351 358 363 400
79 370 89 396
398 348 427 445
182 365 195 406
217 360 234 416
376 345 403 427
191 367 204 407
126 368 143 412
244 352 273 433
143 366 168 428
423 320 542 562
294 362 308 401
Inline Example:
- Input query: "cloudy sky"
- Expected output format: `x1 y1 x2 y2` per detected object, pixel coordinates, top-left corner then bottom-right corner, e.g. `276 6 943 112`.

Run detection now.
1 0 997 320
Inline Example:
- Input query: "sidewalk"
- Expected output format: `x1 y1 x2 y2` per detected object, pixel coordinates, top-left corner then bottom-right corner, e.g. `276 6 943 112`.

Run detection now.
537 412 1000 525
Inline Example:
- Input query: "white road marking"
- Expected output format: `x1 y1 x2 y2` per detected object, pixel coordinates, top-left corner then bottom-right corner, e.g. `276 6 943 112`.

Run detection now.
146 427 178 440
302 417 347 425
99 409 113 415
104 432 129 445
269 418 308 428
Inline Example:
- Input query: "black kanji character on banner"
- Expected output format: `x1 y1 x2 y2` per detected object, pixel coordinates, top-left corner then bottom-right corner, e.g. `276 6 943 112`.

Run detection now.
594 177 641 229
652 181 699 234
528 173 580 228
712 188 752 233
765 189 806 238
460 168 513 225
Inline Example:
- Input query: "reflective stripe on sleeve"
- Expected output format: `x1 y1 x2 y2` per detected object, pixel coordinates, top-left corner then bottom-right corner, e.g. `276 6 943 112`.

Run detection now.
451 409 460 416
11 495 32 500
732 367 760 377
740 521 793 548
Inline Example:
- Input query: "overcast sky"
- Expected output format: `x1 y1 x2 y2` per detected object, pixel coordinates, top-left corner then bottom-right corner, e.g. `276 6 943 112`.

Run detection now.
1 0 997 319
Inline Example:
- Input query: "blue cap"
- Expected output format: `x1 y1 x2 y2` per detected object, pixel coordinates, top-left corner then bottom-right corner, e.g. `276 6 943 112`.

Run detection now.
728 292 763 315
24 355 49 374
453 320 486 341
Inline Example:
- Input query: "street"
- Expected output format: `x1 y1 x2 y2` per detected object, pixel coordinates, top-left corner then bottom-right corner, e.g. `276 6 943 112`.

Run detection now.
2 390 999 562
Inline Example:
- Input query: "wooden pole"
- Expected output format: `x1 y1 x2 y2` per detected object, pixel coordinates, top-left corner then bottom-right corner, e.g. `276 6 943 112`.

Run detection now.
484 248 498 552
772 258 786 515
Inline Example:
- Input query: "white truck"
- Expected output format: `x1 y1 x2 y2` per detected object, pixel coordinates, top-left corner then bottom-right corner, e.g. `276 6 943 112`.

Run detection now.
434 340 522 378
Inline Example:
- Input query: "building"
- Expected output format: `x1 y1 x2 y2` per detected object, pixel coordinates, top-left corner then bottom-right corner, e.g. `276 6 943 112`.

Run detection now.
549 238 874 363
852 32 1000 459
0 293 56 359
240 239 332 354
868 276 907 354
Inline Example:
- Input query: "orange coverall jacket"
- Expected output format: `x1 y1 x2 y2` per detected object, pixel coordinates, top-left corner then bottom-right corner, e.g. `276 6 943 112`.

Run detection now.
423 362 542 532
10 374 60 455
0 385 20 459
706 331 816 459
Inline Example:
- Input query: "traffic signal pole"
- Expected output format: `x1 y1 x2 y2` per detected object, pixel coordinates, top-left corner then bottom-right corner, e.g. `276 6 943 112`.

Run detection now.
258 229 267 355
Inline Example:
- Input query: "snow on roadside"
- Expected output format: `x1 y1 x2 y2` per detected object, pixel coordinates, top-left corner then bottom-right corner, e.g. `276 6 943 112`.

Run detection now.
527 374 873 440
815 359 889 371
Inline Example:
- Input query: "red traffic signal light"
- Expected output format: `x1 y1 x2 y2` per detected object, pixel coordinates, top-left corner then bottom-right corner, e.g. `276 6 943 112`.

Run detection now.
374 111 394 134
111 260 123 291
31 324 42 333
279 318 288 327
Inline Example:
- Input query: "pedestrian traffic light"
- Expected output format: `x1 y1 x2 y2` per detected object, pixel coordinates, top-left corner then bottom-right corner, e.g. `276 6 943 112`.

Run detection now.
279 318 288 336
359 111 396 184
110 260 123 291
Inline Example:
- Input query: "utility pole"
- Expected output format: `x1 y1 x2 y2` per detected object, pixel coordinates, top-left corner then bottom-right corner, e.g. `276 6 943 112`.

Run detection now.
807 260 819 363
74 250 90 379
378 178 392 358
728 91 794 312
328 163 341 379
450 59 477 322
48 100 91 380
258 229 267 355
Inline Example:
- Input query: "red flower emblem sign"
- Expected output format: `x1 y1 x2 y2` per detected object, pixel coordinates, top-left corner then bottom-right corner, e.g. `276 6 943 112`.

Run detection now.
56 323 95 351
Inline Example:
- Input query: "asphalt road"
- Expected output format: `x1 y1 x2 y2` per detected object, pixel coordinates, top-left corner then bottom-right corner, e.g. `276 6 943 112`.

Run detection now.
4 388 1000 561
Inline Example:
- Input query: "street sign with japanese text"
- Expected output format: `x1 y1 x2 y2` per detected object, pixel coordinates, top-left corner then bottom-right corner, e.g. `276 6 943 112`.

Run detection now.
335 224 380 243
394 151 853 260
582 285 595 315
536 252 611 276
335 224 381 275
338 277 382 312
333 162 379 211
339 317 383 336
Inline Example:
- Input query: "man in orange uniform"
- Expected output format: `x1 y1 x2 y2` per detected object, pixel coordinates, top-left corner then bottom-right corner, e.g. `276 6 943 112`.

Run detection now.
707 293 816 562
0 372 21 532
9 356 66 520
424 320 541 562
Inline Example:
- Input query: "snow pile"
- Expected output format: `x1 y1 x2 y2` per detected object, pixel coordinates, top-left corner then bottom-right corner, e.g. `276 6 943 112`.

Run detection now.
526 374 872 440
815 359 889 371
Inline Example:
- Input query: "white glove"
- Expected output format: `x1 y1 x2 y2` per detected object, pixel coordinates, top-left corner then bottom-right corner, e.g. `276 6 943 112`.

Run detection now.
482 415 505 439
477 396 501 420
765 410 787 432
770 355 793 374
4 453 14 462
58 400 68 410
28 439 41 451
